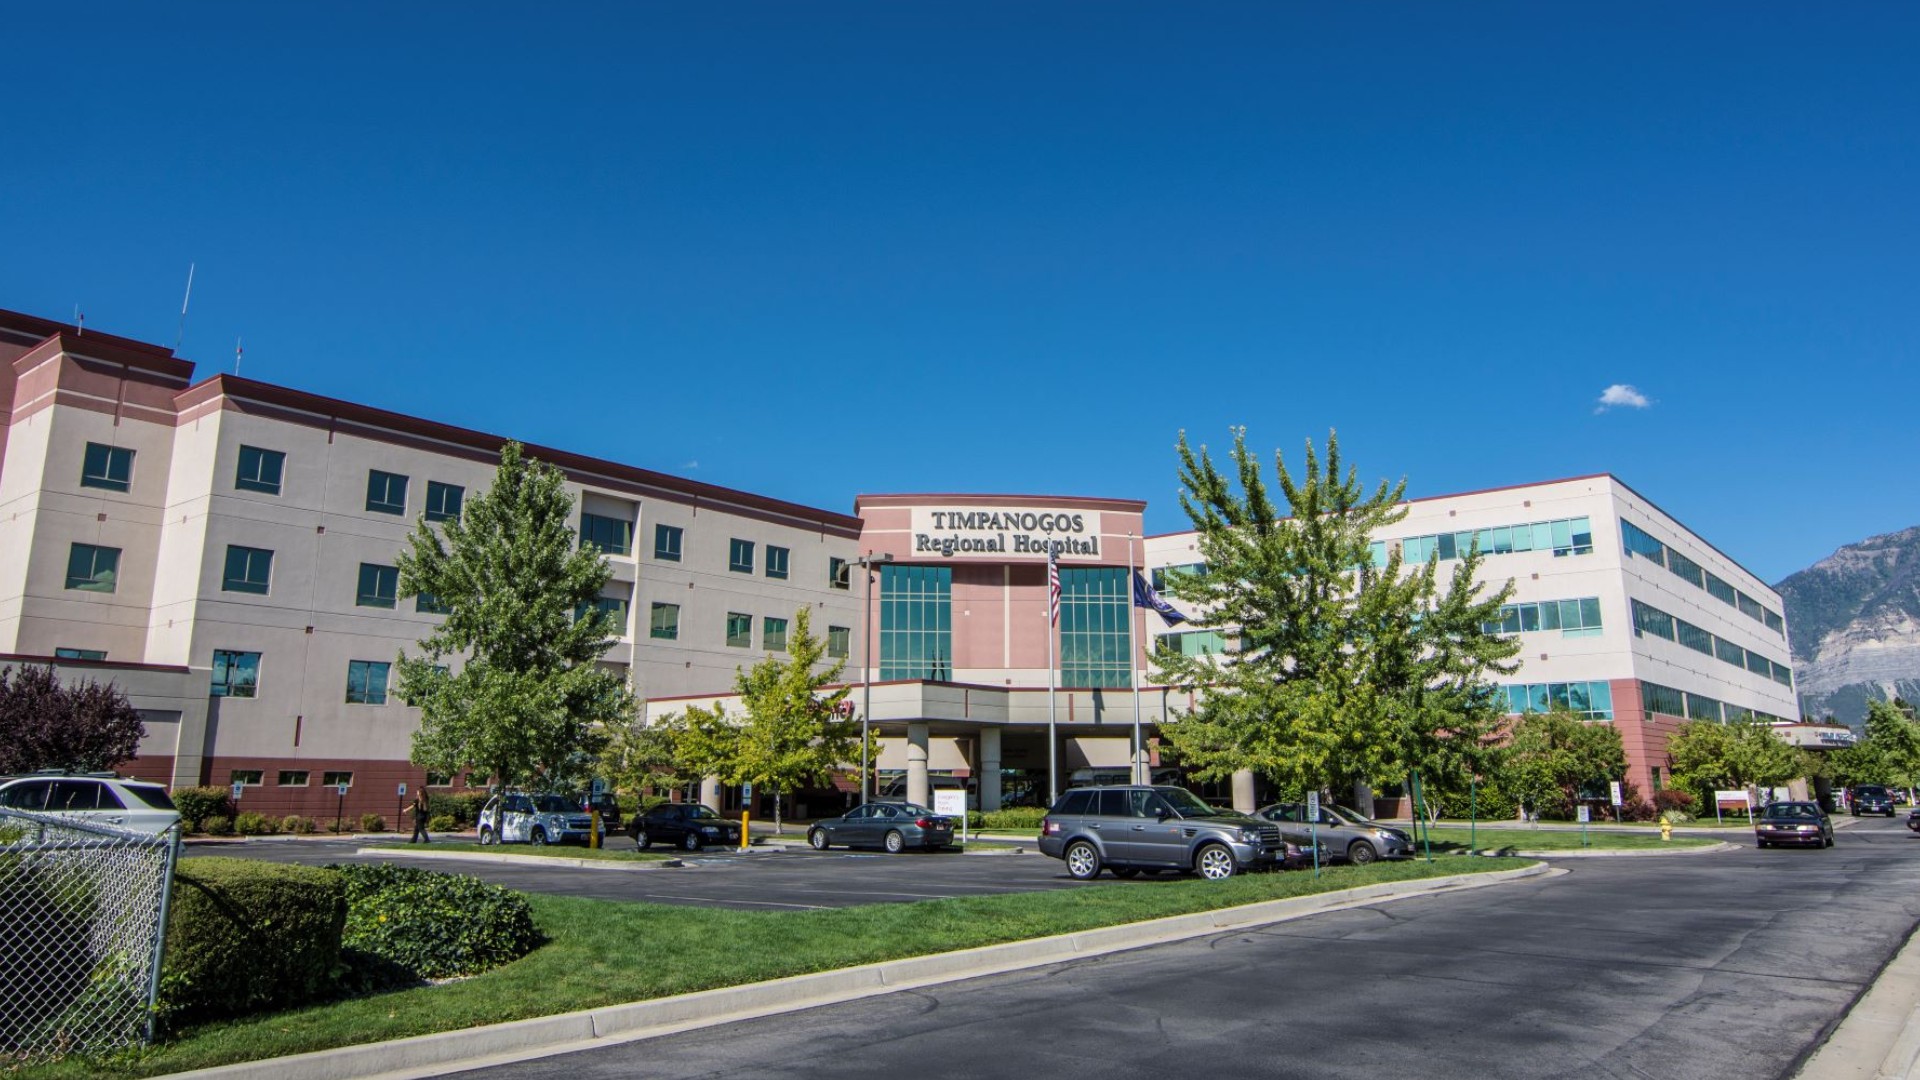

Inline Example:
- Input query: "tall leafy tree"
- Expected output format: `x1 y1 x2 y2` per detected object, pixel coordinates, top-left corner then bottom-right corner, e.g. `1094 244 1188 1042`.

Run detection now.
1665 718 1800 803
1150 428 1519 797
1501 706 1628 818
658 608 868 833
396 441 635 791
0 664 145 773
1858 699 1920 796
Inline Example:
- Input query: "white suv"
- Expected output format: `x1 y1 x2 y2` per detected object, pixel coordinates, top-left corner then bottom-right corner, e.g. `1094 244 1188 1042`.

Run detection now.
0 773 182 834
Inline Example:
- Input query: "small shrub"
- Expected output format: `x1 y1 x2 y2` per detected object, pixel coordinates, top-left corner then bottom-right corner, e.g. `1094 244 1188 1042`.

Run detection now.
327 863 541 981
427 791 490 826
233 811 278 836
1654 789 1697 813
201 815 234 837
981 807 1048 830
172 786 233 832
159 857 346 1029
427 814 458 833
359 813 388 833
281 814 318 834
638 794 672 815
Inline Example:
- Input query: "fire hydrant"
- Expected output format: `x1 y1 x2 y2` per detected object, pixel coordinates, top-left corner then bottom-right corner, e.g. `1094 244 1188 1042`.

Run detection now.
1659 814 1673 842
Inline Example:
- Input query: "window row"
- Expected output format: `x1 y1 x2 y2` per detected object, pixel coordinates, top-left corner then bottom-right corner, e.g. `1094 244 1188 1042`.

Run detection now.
1640 680 1793 725
1629 599 1793 687
598 520 850 591
1483 597 1604 638
642 602 850 657
1621 520 1784 636
208 650 393 704
1148 563 1208 592
1157 629 1230 656
1375 516 1594 567
231 444 467 523
1499 680 1615 720
229 769 358 788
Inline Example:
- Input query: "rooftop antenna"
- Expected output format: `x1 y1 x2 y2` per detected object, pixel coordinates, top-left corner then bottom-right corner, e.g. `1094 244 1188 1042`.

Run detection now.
234 337 243 376
175 262 195 351
74 304 84 336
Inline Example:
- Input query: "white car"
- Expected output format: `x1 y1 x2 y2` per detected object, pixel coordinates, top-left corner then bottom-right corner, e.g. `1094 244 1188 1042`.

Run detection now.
0 773 182 834
476 792 603 846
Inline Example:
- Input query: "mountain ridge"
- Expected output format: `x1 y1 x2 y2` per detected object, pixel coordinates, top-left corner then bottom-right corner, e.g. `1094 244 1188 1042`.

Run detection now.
1775 525 1920 726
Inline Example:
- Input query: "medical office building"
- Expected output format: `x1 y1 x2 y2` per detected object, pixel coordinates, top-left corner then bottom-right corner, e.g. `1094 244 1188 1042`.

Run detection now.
0 306 1800 819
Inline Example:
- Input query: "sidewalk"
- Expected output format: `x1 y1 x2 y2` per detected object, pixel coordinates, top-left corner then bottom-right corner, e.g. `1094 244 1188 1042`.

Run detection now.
1796 925 1920 1079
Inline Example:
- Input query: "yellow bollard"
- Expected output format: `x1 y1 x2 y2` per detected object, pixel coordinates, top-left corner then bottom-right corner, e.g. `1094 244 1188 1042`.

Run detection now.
740 811 750 851
589 809 600 849
1659 814 1672 842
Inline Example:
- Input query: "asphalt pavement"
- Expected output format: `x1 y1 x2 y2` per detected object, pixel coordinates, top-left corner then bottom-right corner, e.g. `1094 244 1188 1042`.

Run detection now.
438 815 1920 1080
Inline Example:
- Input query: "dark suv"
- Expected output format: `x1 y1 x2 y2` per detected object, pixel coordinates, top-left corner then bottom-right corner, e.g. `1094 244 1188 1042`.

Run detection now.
1038 785 1290 881
1852 785 1895 817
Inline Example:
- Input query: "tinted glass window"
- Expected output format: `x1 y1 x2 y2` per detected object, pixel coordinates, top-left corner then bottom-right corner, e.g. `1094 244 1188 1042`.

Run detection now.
122 784 176 810
47 781 102 811
0 780 49 810
842 806 870 820
1096 790 1129 817
1055 790 1095 815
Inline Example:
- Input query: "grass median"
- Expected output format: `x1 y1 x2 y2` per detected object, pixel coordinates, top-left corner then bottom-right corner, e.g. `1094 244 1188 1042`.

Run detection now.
56 856 1524 1078
1413 827 1715 853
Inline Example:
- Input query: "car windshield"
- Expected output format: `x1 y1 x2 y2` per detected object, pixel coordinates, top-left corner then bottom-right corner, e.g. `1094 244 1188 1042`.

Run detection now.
1857 786 1889 797
1154 787 1225 817
534 795 577 813
685 805 719 820
1765 803 1821 819
1327 804 1373 826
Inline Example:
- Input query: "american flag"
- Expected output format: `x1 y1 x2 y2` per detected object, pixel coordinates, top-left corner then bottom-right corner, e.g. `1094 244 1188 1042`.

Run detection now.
1047 545 1060 626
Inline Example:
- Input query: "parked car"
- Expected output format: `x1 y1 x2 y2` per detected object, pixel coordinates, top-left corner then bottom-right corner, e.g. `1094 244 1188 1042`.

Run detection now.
807 801 955 853
1851 785 1896 817
477 792 603 846
1755 801 1834 849
584 793 623 832
1257 801 1412 865
1039 785 1292 881
1907 806 1920 834
0 772 181 835
628 803 741 851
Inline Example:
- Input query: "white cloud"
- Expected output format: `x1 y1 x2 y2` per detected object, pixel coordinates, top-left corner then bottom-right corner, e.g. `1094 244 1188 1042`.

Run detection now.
681 460 700 470
1595 384 1652 413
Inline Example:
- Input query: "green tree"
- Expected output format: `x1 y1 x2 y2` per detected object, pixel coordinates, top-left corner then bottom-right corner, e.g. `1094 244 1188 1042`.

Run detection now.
395 442 635 791
1501 707 1628 819
1860 699 1920 795
1150 428 1519 798
658 608 869 833
1664 718 1799 804
595 719 689 806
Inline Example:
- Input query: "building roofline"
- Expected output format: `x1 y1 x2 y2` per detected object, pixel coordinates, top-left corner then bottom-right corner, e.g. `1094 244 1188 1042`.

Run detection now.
857 493 1147 513
0 652 193 675
0 308 195 382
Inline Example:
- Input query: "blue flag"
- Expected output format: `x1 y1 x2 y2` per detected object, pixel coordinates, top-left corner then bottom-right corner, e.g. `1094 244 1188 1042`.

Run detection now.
1132 572 1188 625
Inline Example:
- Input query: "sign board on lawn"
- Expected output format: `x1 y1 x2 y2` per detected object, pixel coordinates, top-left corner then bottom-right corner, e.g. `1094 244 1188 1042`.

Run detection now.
933 789 967 820
1609 781 1622 806
1306 791 1321 822
1576 805 1590 823
1715 790 1751 806
230 782 244 802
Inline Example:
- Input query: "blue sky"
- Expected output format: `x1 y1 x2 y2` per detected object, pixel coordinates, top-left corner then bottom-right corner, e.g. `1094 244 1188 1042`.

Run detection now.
4 3 1915 583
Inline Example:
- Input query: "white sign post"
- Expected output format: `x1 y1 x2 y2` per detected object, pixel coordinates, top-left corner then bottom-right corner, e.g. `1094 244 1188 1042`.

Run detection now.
934 789 968 843
1576 803 1591 848
1714 789 1751 825
1305 791 1321 877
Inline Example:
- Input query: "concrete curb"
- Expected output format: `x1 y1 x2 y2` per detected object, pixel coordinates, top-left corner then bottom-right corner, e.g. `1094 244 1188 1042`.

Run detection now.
1795 923 1920 1080
354 848 683 872
168 863 1553 1080
1488 841 1736 858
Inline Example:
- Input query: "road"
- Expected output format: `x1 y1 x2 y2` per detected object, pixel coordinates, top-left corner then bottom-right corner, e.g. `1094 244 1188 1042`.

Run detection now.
441 816 1920 1080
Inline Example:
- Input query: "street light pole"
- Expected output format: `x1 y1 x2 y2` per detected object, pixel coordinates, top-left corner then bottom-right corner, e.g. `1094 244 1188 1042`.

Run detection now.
856 551 893 806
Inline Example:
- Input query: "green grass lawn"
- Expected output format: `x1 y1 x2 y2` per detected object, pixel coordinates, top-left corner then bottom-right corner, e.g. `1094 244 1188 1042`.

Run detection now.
362 841 677 863
1432 817 1756 830
46 857 1522 1078
1414 827 1715 853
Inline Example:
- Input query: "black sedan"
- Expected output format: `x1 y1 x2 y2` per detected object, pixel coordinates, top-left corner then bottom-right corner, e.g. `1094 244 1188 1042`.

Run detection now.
628 803 742 851
807 801 954 853
1755 801 1834 849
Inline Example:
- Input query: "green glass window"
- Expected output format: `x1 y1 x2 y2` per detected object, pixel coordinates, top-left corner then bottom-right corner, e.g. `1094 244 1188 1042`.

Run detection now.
211 649 261 698
236 446 284 495
366 470 408 515
65 543 120 593
880 564 952 679
578 595 629 626
1630 599 1675 641
1676 618 1714 655
1159 629 1228 656
1714 636 1745 667
1764 610 1785 636
764 616 788 651
1771 659 1793 687
654 524 683 562
54 647 107 661
81 442 133 492
1501 680 1615 720
728 538 754 574
580 512 632 556
725 612 752 648
323 771 354 787
650 602 680 640
1736 592 1766 624
222 545 274 594
1641 681 1687 718
765 545 790 580
829 557 849 589
416 591 451 615
1621 520 1666 565
827 625 851 658
1686 692 1724 722
1666 549 1707 590
1704 572 1737 607
345 661 390 704
425 481 464 522
1483 598 1602 636
1060 567 1130 688
277 770 309 787
356 563 399 608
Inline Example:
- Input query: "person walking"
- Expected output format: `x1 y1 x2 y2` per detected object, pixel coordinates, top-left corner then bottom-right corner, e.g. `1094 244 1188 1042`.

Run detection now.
409 791 431 844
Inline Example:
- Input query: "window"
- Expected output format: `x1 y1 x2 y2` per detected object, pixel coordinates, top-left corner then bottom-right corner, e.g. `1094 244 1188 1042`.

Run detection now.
1705 572 1737 607
222 545 274 594
366 470 409 515
1686 692 1724 722
323 771 354 788
1151 563 1207 591
1737 592 1766 624
211 649 261 698
357 563 399 608
1764 610 1785 636
426 772 453 787
827 625 851 658
277 770 309 787
650 602 680 640
1160 629 1229 656
229 770 264 786
580 512 632 556
1676 619 1714 655
1641 681 1688 718
236 446 284 495
425 481 464 522
580 595 629 625
1500 681 1615 720
1621 520 1666 566
764 616 788 651
1771 659 1794 688
726 612 753 648
416 591 450 615
729 538 755 574
1714 636 1746 667
81 442 133 492
1630 599 1674 641
1745 649 1771 677
1666 549 1707 590
1060 567 1131 688
65 543 120 593
830 557 849 589
346 660 390 704
1485 598 1603 637
654 524 683 562
765 545 790 580
54 647 107 661
880 564 952 680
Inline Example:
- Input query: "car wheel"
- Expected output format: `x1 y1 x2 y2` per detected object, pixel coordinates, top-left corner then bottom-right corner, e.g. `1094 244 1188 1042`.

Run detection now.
479 826 495 846
884 829 905 854
633 829 652 850
1113 867 1142 879
809 829 830 851
531 827 549 847
1826 834 1835 847
1194 843 1237 881
683 832 703 852
1348 840 1379 866
1064 840 1101 880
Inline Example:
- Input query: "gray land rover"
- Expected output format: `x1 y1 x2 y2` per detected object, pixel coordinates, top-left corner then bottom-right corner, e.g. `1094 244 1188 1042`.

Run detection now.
1038 785 1288 880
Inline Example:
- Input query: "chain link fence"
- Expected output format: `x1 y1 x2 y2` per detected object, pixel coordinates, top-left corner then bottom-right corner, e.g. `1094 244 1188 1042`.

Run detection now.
0 808 179 1064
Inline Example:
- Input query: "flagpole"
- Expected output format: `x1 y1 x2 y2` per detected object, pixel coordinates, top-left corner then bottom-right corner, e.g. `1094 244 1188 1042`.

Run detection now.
1047 542 1058 806
1129 532 1143 785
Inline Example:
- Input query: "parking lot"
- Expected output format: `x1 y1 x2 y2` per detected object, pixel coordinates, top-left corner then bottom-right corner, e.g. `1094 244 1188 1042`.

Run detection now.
188 838 1089 909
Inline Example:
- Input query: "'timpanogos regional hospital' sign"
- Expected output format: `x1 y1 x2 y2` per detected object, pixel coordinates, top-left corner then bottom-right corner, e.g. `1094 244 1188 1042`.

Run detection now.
909 508 1105 559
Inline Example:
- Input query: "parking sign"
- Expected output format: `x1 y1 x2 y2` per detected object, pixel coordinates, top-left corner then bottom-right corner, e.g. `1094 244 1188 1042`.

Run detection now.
1306 791 1320 822
337 782 349 797
1576 805 1591 823
231 782 244 801
397 782 407 798
1608 781 1622 807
